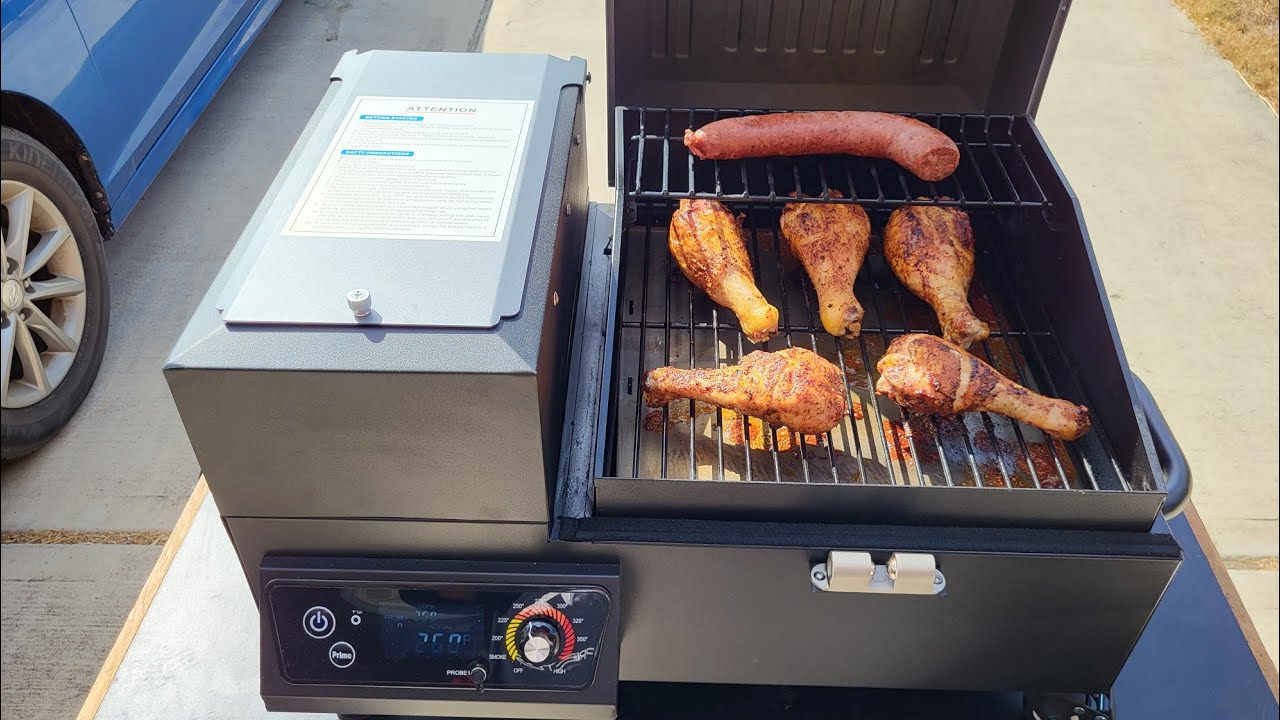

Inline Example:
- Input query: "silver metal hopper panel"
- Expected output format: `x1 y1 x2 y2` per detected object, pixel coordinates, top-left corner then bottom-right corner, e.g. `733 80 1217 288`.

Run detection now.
217 50 583 328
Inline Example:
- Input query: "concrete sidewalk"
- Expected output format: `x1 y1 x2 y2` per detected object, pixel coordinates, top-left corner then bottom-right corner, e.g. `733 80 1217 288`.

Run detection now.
1035 0 1279 668
481 0 1279 667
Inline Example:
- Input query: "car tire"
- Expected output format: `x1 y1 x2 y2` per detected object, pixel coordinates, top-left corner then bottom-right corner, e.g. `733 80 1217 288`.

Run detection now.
2 127 109 461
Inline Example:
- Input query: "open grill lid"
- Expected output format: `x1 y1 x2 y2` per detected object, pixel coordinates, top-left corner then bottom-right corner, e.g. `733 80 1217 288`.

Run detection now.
606 0 1071 163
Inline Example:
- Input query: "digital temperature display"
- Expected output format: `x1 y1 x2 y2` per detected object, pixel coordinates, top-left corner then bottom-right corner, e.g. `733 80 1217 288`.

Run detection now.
378 592 485 663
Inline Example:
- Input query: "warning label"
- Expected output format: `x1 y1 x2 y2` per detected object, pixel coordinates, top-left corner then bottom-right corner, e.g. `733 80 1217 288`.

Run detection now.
282 96 534 240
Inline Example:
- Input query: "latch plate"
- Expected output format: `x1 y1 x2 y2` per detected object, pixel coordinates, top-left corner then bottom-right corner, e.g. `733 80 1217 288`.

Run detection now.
810 552 946 595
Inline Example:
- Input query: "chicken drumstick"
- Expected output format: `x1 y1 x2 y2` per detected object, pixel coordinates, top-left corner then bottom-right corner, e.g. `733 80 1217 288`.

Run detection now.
780 190 871 337
883 205 990 348
644 347 846 435
875 334 1090 441
669 199 779 343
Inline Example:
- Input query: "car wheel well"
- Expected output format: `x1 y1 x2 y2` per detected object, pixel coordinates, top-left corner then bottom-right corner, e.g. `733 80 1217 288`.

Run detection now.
1 91 114 239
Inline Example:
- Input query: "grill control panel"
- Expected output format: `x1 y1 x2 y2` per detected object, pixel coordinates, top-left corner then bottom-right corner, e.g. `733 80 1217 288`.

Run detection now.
260 559 619 701
268 584 611 689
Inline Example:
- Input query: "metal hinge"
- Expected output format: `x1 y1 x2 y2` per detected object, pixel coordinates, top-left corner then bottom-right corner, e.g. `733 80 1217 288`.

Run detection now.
810 552 946 595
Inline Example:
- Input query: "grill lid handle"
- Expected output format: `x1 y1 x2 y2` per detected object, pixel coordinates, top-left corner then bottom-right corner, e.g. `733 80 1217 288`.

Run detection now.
1132 374 1192 519
810 552 946 595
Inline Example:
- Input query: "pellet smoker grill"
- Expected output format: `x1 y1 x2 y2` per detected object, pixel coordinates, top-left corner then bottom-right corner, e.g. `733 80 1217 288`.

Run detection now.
166 2 1192 718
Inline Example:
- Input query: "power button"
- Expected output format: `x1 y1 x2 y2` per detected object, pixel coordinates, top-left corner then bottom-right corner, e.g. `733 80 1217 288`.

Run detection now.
303 606 335 639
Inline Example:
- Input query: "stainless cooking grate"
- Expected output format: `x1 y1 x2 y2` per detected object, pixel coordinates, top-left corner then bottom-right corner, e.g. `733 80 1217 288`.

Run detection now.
624 107 1051 209
607 202 1133 493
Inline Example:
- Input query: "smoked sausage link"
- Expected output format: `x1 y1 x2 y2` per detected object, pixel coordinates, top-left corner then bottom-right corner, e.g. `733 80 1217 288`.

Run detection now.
683 111 960 182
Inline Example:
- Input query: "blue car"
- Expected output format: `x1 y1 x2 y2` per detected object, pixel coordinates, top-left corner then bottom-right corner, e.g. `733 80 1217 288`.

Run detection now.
1 0 280 458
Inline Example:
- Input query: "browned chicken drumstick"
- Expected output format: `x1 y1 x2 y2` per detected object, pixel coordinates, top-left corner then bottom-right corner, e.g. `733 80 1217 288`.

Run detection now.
644 347 846 435
780 190 871 337
875 334 1090 441
669 199 779 343
883 205 990 348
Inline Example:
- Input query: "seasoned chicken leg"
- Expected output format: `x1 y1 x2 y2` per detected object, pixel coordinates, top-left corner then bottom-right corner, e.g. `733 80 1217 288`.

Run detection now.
669 199 779 343
780 190 871 336
644 347 846 435
883 205 990 348
875 334 1090 441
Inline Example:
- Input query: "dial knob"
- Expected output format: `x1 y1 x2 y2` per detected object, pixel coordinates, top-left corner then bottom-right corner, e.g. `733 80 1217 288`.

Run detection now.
516 619 562 666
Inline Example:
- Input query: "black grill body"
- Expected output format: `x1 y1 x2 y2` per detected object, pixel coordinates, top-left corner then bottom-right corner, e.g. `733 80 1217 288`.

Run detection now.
542 0 1187 699
166 2 1192 715
228 512 1181 696
536 104 1184 690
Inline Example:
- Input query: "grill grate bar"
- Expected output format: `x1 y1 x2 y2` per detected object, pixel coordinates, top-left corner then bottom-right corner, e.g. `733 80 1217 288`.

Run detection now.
627 108 1050 209
757 205 820 483
665 198 675 476
631 218 655 478
980 116 1022 206
686 238 696 480
829 332 873 484
620 319 1049 337
1003 121 1048 205
734 330 753 481
972 339 1046 490
843 164 859 204
685 110 695 195
979 253 1086 490
660 202 673 477
660 112 672 195
882 269 983 487
957 129 995 205
854 323 900 486
999 341 1076 488
743 209 787 481
710 304 727 482
868 164 887 203
791 253 843 483
1032 297 1135 492
929 413 961 487
711 110 724 196
861 267 930 487
634 110 647 197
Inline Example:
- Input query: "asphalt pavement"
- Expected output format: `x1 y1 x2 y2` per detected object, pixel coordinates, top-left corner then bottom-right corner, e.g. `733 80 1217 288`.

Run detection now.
0 1 489 717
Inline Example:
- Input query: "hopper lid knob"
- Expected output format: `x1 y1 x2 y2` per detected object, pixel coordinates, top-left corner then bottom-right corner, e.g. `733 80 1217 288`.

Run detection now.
347 288 372 317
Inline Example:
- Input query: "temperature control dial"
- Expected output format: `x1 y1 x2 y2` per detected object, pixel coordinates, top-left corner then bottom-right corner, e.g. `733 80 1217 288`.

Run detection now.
516 619 560 665
504 604 576 667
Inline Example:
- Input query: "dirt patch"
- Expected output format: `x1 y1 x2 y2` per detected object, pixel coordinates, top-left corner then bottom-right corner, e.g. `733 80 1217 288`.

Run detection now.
0 530 168 545
1174 0 1279 111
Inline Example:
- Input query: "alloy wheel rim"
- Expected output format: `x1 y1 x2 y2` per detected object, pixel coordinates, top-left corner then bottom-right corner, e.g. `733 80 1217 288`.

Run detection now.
1 180 88 409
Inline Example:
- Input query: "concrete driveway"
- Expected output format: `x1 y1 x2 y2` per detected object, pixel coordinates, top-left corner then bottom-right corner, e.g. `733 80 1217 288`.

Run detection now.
0 1 489 717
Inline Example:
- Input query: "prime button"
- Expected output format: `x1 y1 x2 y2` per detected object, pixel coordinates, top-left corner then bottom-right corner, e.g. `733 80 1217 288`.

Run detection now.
303 606 335 639
329 641 356 668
